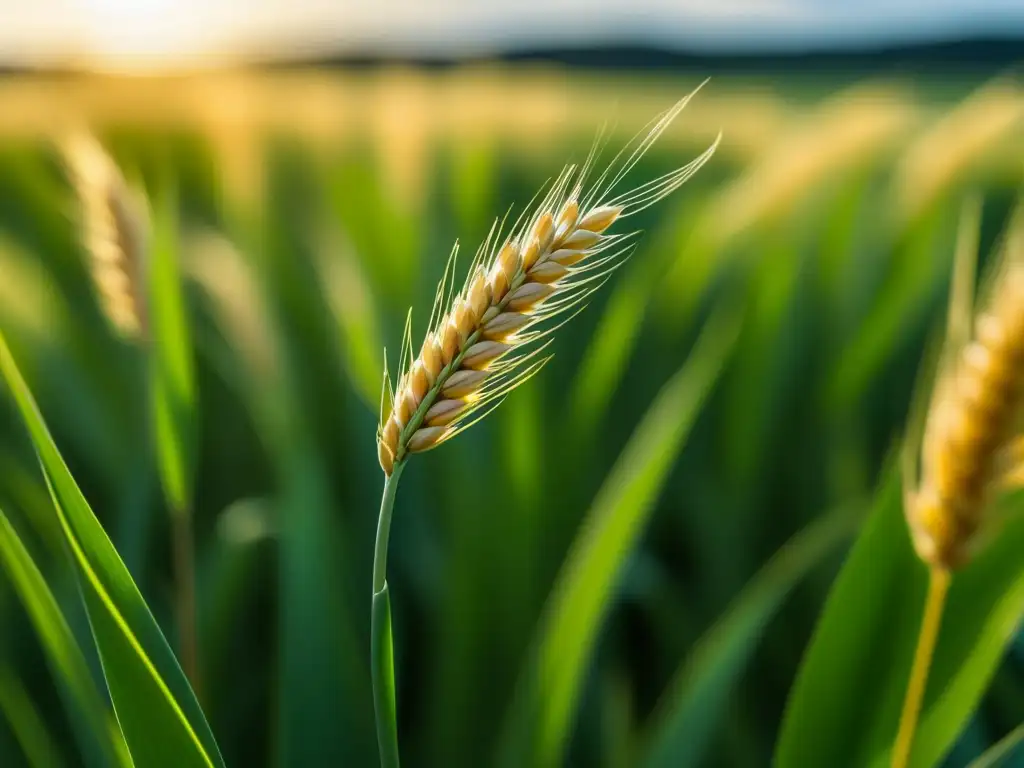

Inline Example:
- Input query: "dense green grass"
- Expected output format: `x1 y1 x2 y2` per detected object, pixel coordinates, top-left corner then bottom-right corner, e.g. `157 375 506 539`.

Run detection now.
0 68 1022 767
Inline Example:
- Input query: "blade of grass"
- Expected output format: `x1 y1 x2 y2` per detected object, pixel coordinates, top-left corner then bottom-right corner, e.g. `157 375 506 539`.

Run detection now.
148 177 197 518
720 230 802 487
0 328 225 768
198 497 273 748
311 228 386 412
640 500 862 768
822 208 950 414
207 198 373 765
567 207 699 444
498 301 742 768
0 235 127 478
0 664 65 768
326 155 422 311
147 177 200 694
598 664 635 768
775 463 1024 768
0 507 130 768
967 721 1024 768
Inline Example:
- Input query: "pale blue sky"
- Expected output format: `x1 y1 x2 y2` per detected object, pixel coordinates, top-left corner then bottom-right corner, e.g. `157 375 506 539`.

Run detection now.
0 0 1021 69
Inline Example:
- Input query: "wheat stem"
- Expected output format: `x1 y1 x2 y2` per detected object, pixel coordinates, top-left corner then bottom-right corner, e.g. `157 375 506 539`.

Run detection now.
373 464 405 593
891 566 951 768
372 463 405 768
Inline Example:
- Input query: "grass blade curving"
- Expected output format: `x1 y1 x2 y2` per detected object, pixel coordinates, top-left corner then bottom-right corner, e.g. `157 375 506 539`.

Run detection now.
498 302 741 768
640 501 861 768
775 463 1024 768
967 721 1024 768
0 665 64 768
0 506 129 767
147 176 201 693
0 328 225 768
148 176 198 515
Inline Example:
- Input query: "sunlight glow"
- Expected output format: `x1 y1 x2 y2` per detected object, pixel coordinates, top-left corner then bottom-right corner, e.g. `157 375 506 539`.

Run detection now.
73 0 212 70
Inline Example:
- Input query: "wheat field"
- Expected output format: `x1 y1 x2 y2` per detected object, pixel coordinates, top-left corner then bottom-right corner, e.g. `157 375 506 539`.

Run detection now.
0 65 1022 767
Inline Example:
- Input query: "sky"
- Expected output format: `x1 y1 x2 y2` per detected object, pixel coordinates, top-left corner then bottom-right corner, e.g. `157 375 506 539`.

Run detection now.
0 0 1022 70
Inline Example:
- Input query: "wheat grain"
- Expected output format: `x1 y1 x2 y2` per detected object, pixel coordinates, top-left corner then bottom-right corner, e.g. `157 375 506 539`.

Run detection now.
62 133 150 341
377 88 720 474
906 208 1024 570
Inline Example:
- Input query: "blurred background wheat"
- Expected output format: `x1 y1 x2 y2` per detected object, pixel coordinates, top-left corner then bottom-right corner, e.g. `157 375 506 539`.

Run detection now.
0 1 1023 766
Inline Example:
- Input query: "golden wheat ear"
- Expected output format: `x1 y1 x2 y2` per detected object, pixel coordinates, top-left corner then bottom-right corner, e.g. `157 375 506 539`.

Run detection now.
901 196 980 549
965 202 1024 523
994 435 1024 489
892 197 985 763
901 189 1024 577
60 132 151 342
376 87 720 475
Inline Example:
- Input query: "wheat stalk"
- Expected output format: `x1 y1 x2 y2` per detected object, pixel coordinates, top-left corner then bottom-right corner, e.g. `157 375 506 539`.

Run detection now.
895 199 1024 768
62 132 150 341
369 85 719 768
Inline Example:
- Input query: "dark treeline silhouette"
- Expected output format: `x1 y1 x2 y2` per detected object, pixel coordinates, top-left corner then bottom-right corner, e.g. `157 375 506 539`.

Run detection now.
290 35 1023 75
0 33 1020 77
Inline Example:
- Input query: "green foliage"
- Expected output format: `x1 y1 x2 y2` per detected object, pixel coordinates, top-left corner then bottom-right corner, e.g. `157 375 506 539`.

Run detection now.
499 303 741 768
775 468 1024 768
148 177 198 516
0 330 224 767
0 666 65 768
641 501 862 768
0 507 128 767
0 70 1021 768
968 721 1024 768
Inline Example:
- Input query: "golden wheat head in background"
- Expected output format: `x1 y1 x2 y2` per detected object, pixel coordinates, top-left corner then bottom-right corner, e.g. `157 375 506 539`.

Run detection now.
61 133 150 341
905 202 1024 571
376 87 720 474
894 199 1024 768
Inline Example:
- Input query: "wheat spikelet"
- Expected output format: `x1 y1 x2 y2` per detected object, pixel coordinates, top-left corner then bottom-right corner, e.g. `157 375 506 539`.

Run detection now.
62 133 150 341
906 208 1024 570
377 89 720 474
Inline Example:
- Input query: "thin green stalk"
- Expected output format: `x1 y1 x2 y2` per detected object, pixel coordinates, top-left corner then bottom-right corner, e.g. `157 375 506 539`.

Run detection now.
372 463 405 768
